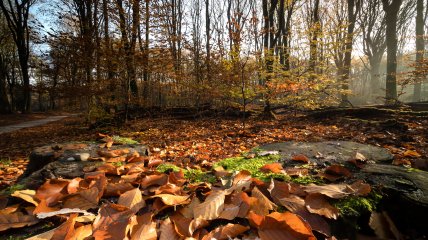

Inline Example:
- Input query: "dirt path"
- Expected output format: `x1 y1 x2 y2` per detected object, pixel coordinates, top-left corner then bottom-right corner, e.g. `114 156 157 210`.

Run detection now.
0 115 74 134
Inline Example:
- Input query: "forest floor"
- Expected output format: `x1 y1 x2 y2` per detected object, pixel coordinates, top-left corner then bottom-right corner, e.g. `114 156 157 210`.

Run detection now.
0 110 426 189
0 109 427 239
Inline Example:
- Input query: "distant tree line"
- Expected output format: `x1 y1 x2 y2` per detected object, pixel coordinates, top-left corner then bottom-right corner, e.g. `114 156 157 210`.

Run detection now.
0 0 427 117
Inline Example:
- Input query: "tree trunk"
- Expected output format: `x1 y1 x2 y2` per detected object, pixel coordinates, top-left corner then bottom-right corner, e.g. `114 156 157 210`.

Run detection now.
413 0 424 102
340 0 360 106
0 55 11 114
382 0 402 105
309 0 320 73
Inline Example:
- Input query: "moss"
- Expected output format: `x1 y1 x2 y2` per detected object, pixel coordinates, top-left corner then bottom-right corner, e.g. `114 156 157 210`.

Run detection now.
1 183 25 195
213 154 282 181
157 164 182 173
290 176 323 185
0 158 12 167
334 192 383 217
184 168 217 184
112 135 139 145
112 161 125 167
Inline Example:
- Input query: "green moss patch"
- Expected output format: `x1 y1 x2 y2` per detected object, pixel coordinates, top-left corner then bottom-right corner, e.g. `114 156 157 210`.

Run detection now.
213 154 284 181
112 135 139 145
156 164 216 184
156 163 182 173
334 192 383 217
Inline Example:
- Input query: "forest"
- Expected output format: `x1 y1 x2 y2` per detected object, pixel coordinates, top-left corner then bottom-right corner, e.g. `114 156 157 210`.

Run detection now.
0 0 428 240
0 0 426 117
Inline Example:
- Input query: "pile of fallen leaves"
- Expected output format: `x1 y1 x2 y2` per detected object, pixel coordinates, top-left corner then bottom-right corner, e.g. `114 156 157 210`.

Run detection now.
0 141 377 240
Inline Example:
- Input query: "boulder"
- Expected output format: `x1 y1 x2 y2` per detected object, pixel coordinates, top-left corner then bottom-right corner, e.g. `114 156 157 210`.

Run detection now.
259 141 393 165
19 142 150 189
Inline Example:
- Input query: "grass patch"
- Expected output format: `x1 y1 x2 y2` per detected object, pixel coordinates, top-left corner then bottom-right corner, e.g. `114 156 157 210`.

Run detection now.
0 158 12 167
290 176 323 185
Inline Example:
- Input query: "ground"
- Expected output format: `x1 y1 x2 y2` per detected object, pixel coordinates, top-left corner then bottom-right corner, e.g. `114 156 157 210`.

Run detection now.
1 110 426 189
0 110 427 239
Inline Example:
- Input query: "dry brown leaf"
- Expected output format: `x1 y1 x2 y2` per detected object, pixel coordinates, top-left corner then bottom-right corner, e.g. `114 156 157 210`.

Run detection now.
256 212 315 240
71 224 93 240
292 154 310 163
294 208 331 237
229 170 252 193
33 199 60 215
130 214 157 240
0 212 39 232
151 194 191 206
35 179 69 206
285 168 309 177
179 197 201 219
193 190 226 220
51 213 77 240
0 204 19 215
349 180 372 196
170 213 209 237
92 203 135 240
251 187 277 214
67 178 85 194
305 193 339 219
260 163 284 174
104 182 134 197
63 187 99 210
202 223 250 240
303 184 349 199
12 190 38 206
403 150 421 158
159 218 180 240
268 180 306 212
324 165 351 178
118 188 146 213
140 174 168 188
36 208 94 219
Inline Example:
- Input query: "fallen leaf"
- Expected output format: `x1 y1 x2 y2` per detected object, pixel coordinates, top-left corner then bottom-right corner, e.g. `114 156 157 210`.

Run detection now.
35 179 69 206
292 155 309 163
118 188 146 213
51 213 77 240
305 193 339 219
193 190 227 220
92 203 135 240
63 187 99 210
71 224 93 239
0 212 39 232
130 214 157 240
285 168 309 177
140 174 168 188
202 223 250 240
11 190 38 206
260 163 284 173
104 182 135 197
151 194 191 206
0 204 19 215
159 218 180 240
403 150 421 158
36 208 95 219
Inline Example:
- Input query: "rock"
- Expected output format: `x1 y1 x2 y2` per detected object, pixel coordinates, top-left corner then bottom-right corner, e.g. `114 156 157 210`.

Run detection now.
259 141 393 165
20 142 150 186
362 164 428 206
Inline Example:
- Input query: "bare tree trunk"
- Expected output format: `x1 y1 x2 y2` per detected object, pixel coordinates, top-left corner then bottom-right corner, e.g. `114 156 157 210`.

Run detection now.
205 0 210 82
309 0 320 73
0 0 33 112
0 55 11 114
382 0 402 105
413 0 424 102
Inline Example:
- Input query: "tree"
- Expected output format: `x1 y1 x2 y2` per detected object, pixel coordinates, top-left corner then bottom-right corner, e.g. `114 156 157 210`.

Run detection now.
382 0 402 104
413 0 424 102
0 0 36 112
